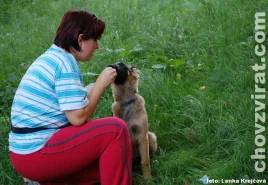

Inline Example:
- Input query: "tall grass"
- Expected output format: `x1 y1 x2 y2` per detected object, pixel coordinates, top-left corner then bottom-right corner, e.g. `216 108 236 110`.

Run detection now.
0 0 267 184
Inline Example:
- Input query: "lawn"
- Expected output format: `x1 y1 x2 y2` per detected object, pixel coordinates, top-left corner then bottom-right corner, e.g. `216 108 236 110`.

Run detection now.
0 0 267 184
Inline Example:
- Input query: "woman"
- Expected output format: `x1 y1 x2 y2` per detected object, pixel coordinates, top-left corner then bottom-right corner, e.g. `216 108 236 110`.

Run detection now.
9 10 132 185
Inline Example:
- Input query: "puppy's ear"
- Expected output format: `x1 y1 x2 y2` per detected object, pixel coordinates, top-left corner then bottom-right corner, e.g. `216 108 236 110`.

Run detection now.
130 67 139 74
130 67 140 80
131 67 139 73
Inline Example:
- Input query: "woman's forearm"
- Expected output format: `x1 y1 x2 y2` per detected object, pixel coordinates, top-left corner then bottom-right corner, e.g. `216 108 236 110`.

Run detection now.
64 67 116 126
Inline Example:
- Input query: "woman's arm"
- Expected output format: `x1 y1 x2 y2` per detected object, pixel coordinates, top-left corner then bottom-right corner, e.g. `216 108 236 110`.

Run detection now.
65 67 117 126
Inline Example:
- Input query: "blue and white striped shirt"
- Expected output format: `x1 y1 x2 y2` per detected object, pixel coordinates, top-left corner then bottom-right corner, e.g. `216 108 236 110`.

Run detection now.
9 44 89 154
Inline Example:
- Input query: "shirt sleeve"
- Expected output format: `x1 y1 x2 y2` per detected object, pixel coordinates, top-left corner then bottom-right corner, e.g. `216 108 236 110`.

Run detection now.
55 72 89 111
84 83 95 94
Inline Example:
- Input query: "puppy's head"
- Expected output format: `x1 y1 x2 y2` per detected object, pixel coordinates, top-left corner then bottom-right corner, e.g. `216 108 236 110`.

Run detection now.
108 62 129 85
109 62 139 100
108 62 139 85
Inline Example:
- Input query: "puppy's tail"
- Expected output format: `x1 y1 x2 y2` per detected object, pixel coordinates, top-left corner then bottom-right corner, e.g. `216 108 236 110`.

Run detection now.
148 132 157 156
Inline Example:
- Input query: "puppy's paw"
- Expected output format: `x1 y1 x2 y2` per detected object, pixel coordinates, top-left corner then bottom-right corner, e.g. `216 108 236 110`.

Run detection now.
148 132 157 156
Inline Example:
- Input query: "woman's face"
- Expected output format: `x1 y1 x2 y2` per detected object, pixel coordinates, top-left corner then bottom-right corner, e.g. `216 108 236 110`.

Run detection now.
74 36 99 61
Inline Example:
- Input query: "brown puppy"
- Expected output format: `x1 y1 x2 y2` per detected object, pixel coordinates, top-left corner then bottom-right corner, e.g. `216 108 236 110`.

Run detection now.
110 62 157 179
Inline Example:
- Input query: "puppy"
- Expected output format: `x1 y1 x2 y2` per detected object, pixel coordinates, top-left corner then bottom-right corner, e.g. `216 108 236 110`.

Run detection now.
109 62 157 179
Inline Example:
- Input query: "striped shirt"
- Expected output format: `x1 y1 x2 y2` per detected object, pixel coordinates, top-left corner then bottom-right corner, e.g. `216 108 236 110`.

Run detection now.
9 44 89 154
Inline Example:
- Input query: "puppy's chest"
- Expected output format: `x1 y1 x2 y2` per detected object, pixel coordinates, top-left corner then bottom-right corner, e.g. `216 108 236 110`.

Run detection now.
113 97 145 122
120 103 137 122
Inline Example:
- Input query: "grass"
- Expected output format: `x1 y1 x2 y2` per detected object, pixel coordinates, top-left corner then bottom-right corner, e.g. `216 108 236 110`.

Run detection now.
1 0 268 184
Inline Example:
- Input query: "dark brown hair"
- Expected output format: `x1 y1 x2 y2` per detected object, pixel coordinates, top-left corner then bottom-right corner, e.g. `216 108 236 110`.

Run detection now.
54 10 105 52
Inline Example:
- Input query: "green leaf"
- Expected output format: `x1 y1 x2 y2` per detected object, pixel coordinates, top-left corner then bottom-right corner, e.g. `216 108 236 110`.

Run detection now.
152 64 166 69
82 72 99 76
119 46 130 57
147 55 167 62
168 58 187 68
130 44 143 52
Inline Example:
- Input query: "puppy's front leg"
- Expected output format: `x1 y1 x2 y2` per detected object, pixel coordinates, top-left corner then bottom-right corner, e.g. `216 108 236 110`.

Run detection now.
112 102 123 118
138 133 151 179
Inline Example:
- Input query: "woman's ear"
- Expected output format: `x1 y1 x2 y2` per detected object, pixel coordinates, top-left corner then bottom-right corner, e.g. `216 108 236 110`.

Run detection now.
78 34 83 48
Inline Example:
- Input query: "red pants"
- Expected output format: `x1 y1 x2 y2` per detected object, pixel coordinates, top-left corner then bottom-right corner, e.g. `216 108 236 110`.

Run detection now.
10 117 132 185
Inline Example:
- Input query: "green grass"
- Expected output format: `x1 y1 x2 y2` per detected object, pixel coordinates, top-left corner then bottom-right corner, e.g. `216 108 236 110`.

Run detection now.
1 0 268 184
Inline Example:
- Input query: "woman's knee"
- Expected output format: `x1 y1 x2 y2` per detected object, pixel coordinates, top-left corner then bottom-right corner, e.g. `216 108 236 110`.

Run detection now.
101 117 129 131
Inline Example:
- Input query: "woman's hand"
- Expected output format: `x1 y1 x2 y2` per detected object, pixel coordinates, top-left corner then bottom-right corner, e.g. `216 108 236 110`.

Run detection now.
96 67 117 89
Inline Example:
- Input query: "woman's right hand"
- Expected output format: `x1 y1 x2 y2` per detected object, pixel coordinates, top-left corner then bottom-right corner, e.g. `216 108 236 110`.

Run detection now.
96 67 117 89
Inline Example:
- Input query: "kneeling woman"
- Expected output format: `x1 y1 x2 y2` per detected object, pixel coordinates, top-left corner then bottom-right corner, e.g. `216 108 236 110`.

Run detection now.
9 10 132 185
